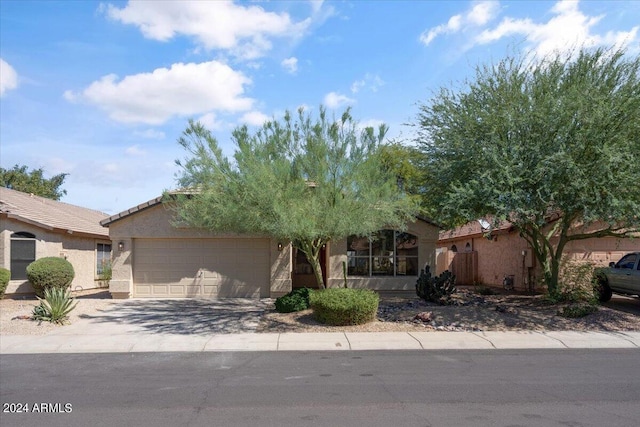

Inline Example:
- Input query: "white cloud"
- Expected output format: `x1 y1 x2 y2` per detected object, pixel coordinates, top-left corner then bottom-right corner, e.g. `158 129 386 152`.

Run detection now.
105 0 312 60
474 0 638 58
419 1 499 45
125 144 147 156
323 91 355 109
350 73 384 93
64 61 254 125
281 57 299 74
133 129 166 139
358 119 385 131
239 111 270 127
0 58 19 96
197 112 222 130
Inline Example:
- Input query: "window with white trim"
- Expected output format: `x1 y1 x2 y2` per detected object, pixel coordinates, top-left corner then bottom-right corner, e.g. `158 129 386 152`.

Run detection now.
347 230 419 276
10 232 36 280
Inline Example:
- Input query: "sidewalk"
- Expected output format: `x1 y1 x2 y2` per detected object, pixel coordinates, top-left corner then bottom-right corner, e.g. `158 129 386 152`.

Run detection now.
2 330 639 354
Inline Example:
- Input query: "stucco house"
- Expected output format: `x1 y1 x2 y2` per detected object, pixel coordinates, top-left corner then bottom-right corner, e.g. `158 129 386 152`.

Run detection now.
0 187 111 295
100 195 440 299
436 219 639 291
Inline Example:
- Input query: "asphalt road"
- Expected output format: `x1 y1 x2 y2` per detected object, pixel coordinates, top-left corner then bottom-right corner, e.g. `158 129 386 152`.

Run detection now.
1 349 639 427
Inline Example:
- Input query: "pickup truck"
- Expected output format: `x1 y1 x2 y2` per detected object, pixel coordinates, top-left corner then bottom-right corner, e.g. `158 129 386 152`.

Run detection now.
596 252 640 302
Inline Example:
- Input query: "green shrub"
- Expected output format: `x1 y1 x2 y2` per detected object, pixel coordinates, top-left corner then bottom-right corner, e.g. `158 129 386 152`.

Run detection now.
416 266 456 305
474 284 497 295
557 303 598 318
0 267 10 298
26 257 75 298
548 257 598 304
32 287 78 324
309 288 379 326
275 288 313 313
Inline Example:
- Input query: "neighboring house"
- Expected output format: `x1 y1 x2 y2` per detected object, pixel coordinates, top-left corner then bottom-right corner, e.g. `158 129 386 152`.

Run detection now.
0 187 111 295
100 196 440 299
437 219 639 291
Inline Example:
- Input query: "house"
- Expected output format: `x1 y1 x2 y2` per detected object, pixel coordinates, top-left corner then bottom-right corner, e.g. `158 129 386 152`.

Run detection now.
437 219 639 291
100 196 440 299
0 187 111 295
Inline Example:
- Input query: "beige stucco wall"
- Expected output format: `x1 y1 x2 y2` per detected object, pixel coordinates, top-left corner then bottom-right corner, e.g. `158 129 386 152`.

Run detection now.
327 219 439 291
105 204 293 298
0 217 110 295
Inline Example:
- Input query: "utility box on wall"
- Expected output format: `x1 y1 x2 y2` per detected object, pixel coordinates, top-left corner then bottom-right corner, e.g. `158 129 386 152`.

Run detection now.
523 249 535 268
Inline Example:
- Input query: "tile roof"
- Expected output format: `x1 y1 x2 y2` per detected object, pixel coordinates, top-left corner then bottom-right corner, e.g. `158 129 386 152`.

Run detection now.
439 219 514 242
0 187 109 238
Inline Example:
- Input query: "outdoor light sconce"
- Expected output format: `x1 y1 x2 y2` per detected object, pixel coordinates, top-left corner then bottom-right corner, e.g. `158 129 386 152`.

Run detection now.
277 242 284 251
118 241 125 252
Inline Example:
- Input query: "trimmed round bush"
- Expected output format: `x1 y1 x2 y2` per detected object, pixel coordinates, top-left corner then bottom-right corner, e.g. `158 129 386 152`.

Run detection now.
26 257 75 298
0 267 10 298
275 288 312 313
309 288 379 326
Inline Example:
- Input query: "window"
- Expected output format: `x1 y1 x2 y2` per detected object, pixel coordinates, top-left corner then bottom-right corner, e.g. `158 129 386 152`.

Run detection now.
96 243 112 276
617 253 637 270
10 232 36 280
347 230 418 277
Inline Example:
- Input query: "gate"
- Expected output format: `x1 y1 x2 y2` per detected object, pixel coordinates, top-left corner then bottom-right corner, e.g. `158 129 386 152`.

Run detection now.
451 251 478 285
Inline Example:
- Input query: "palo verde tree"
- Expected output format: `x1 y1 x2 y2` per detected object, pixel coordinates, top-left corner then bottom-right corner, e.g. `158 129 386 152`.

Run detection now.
415 47 640 295
0 165 68 200
172 106 419 288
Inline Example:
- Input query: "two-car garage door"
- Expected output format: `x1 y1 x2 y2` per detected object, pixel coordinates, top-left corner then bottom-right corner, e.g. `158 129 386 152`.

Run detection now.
132 238 270 298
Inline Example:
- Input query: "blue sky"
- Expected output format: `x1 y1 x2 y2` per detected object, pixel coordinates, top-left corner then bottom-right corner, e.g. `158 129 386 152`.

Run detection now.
1 0 638 214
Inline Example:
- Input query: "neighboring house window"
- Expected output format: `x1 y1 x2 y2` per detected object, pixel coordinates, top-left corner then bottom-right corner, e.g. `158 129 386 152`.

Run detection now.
465 243 471 252
96 243 112 276
10 232 36 280
451 245 458 253
347 230 419 276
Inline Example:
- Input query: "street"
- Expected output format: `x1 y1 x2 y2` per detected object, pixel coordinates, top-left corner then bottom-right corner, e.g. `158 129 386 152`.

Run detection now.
1 349 639 427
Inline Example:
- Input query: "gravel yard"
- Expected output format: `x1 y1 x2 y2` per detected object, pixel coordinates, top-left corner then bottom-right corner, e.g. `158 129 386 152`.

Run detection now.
1 288 638 335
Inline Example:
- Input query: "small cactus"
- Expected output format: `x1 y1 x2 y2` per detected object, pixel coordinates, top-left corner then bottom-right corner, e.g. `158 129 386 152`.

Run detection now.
416 266 457 305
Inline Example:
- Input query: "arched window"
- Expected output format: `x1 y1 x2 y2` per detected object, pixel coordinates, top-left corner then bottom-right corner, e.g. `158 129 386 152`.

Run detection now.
10 232 36 280
451 245 458 253
465 243 472 252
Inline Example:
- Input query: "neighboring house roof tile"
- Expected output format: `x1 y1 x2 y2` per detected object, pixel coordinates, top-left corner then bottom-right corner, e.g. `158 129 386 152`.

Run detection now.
0 187 109 238
439 219 514 242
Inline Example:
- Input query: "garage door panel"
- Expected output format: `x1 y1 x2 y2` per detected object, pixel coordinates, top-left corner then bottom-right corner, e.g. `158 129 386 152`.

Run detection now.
133 238 270 298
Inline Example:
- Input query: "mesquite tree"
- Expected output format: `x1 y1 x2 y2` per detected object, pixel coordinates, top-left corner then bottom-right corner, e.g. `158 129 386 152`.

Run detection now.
172 106 419 288
415 48 640 295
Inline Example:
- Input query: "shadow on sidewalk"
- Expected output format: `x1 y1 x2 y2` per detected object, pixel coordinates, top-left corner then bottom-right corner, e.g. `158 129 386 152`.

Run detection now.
78 299 272 335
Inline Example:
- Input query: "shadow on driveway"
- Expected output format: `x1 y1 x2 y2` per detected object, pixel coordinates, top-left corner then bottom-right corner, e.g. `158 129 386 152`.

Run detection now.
79 299 273 335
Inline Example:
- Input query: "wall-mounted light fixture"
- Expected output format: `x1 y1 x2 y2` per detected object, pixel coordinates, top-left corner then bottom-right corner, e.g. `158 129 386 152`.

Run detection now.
118 241 125 251
277 242 283 251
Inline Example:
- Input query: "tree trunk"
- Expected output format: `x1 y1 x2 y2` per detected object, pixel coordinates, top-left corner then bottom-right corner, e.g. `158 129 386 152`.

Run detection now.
307 253 325 289
297 239 326 289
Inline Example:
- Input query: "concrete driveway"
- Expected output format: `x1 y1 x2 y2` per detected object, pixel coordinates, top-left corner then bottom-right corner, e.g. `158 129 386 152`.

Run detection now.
604 295 640 316
53 298 273 336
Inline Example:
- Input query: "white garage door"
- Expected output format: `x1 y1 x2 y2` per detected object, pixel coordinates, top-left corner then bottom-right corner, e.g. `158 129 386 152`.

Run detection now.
133 238 270 298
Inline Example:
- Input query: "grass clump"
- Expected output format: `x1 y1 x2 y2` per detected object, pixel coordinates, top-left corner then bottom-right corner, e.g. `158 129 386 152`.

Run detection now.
310 288 379 326
275 288 312 313
557 303 598 318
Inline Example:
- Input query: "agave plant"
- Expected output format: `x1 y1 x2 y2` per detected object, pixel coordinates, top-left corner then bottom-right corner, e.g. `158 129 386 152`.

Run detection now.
32 287 78 324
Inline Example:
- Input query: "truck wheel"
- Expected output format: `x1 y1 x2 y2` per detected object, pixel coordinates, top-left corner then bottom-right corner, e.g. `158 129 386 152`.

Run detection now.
596 279 612 303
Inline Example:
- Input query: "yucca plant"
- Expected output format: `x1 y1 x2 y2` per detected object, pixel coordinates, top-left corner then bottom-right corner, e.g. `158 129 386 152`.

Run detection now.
32 287 78 324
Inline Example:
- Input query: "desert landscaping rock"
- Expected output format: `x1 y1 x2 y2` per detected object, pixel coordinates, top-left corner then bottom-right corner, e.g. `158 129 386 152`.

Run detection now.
1 288 639 336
